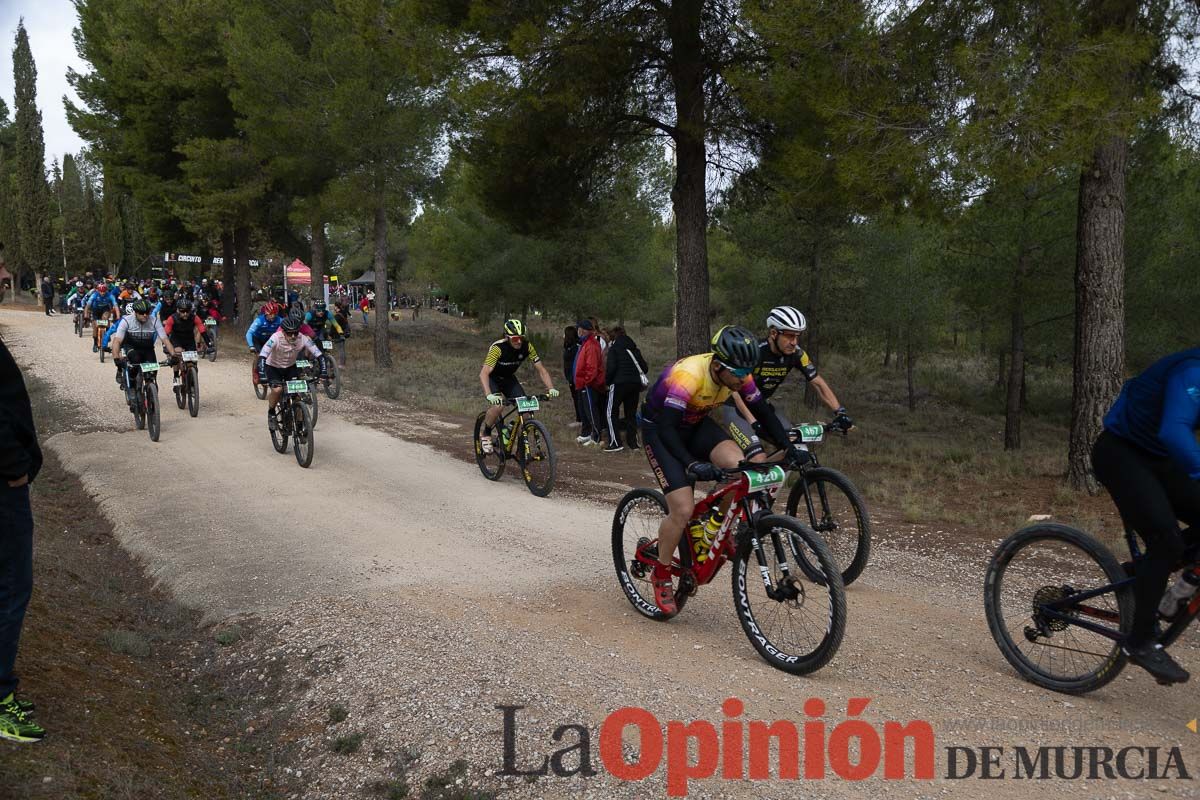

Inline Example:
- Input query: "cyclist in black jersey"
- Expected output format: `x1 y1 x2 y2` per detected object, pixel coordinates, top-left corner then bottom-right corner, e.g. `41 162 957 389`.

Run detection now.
722 305 852 461
478 319 559 453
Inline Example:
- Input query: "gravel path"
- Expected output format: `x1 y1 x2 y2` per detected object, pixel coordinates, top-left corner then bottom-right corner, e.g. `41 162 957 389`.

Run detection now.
5 310 1197 800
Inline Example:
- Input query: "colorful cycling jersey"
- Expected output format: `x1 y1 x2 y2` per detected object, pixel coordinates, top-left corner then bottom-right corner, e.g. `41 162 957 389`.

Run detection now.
112 312 168 350
85 289 118 312
245 313 284 347
304 310 344 336
643 353 763 426
259 329 322 369
483 339 540 379
750 339 818 400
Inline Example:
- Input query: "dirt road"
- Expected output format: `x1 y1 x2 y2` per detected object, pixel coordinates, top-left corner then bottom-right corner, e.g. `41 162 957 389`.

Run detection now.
5 310 1197 800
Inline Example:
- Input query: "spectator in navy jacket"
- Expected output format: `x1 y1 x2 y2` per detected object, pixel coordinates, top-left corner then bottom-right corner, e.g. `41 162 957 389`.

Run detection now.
603 326 648 452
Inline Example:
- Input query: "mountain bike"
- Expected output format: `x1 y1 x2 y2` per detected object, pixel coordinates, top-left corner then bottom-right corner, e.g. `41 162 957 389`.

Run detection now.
613 457 846 675
203 318 218 361
984 522 1200 694
172 350 201 417
97 318 110 362
472 394 557 497
121 358 166 442
253 358 268 400
318 339 342 399
295 356 322 428
268 377 315 468
73 308 84 337
766 421 872 586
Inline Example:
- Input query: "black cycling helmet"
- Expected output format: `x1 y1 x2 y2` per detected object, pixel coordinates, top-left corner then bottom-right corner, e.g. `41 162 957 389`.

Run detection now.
281 317 301 334
312 300 326 312
175 298 194 313
710 325 761 372
289 306 305 322
131 299 152 314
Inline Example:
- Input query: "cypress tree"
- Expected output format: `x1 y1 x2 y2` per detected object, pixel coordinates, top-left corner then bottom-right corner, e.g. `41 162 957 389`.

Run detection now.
12 20 53 290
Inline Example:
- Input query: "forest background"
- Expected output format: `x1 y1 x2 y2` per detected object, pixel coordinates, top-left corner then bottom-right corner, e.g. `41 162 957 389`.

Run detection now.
3 0 1200 490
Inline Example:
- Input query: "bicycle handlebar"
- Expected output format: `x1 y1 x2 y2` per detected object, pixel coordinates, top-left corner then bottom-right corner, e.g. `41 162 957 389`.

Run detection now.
503 393 552 406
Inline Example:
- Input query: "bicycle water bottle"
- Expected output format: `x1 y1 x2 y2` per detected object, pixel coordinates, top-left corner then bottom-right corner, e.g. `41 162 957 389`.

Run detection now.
501 423 512 448
692 509 725 563
1158 568 1200 619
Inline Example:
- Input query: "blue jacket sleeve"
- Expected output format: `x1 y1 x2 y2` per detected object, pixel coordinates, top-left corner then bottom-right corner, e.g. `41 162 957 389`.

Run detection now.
1159 365 1200 479
245 317 261 348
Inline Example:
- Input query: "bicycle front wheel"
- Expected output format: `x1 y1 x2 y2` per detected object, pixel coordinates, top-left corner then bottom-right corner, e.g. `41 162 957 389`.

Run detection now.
146 382 161 442
292 400 314 468
784 467 871 586
517 419 556 497
307 386 319 429
732 514 845 674
612 488 692 620
985 523 1131 694
473 412 506 481
187 366 200 417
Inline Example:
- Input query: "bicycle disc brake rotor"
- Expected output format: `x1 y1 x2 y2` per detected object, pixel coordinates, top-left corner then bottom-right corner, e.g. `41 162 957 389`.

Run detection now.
773 574 805 604
1031 585 1074 632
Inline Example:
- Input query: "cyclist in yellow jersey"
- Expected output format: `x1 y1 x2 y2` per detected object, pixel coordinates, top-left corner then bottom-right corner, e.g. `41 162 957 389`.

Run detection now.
639 325 804 616
479 319 559 453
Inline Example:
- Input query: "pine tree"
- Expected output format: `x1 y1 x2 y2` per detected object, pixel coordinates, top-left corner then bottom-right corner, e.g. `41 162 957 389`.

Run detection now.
12 20 53 297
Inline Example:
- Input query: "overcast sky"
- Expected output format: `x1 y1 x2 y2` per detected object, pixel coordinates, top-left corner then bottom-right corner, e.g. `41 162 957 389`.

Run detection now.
0 0 88 168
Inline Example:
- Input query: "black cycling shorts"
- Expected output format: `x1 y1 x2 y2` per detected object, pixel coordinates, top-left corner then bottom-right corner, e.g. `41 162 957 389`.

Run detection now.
720 402 792 458
488 374 525 399
264 364 301 387
640 413 730 494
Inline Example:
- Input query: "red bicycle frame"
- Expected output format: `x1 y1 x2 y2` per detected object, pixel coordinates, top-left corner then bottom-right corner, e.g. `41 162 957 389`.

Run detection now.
634 465 787 586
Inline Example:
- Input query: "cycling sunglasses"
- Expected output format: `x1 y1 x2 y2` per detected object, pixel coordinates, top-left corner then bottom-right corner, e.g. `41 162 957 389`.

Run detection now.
720 364 754 378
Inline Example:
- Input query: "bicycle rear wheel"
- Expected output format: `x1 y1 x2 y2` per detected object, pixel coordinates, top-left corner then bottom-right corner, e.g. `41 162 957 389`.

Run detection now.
732 514 845 674
146 382 161 442
984 523 1132 694
784 467 871 586
473 412 506 481
187 366 199 417
517 419 556 497
612 488 692 620
291 400 314 468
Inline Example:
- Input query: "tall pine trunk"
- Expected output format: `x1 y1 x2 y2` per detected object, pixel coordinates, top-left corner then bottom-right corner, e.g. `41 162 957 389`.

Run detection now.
234 226 252 334
905 333 917 412
372 198 392 368
1004 253 1028 450
1067 135 1127 491
805 244 821 410
219 231 235 320
310 217 326 297
668 0 709 358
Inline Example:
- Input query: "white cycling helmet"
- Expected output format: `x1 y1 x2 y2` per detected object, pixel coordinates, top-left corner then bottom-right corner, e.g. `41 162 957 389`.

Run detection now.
766 305 807 333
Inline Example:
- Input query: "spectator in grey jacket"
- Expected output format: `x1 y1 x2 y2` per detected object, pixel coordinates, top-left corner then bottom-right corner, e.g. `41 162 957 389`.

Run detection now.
603 325 649 453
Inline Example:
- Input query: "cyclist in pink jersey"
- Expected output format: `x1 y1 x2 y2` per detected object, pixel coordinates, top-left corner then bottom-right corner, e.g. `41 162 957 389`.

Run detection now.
258 317 324 430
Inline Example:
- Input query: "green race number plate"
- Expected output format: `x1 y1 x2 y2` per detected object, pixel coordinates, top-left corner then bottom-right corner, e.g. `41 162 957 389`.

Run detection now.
204 318 217 326
745 465 787 492
97 320 109 328
515 396 540 413
296 359 312 369
286 379 308 394
794 423 824 443
140 362 159 373
322 340 333 349
181 351 199 362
